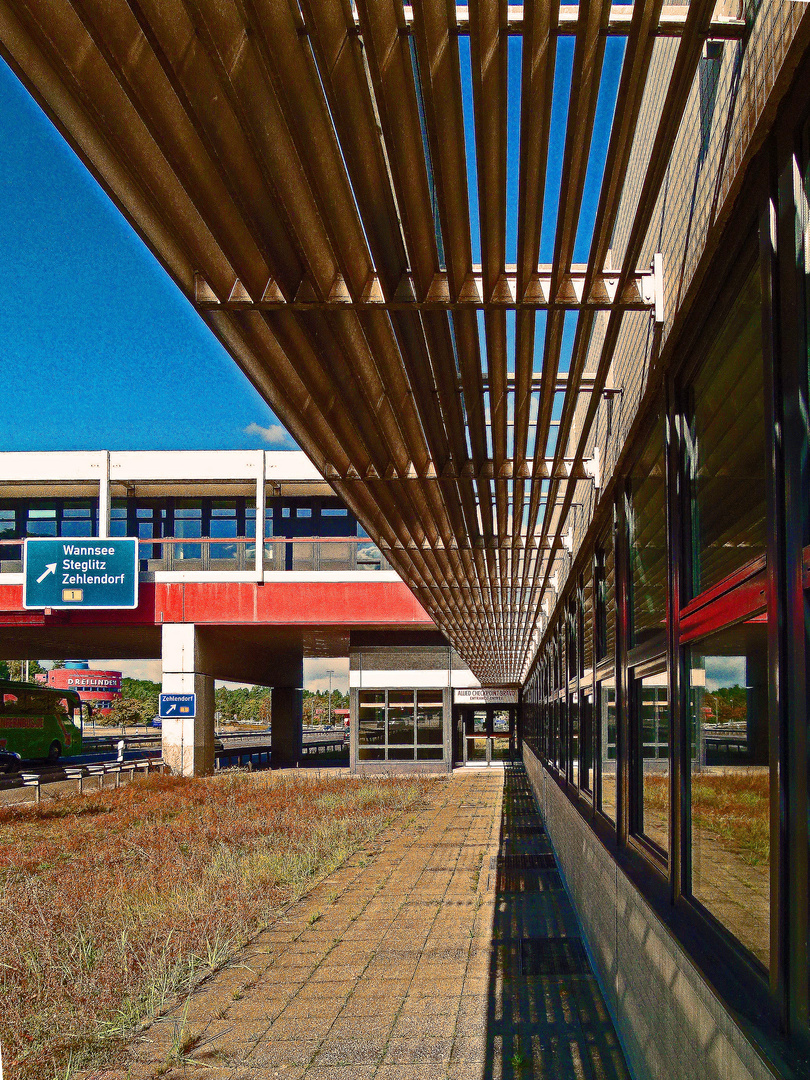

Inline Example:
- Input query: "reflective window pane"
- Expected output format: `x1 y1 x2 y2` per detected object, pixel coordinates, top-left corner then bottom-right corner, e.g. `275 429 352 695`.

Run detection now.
630 411 667 650
596 529 615 664
569 692 579 787
689 262 765 596
416 691 443 745
599 678 617 822
635 669 669 855
387 703 415 744
358 691 385 760
688 621 771 969
580 691 593 794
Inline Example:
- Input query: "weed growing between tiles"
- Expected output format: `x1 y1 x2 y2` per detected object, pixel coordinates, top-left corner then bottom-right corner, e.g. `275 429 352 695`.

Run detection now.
0 770 435 1079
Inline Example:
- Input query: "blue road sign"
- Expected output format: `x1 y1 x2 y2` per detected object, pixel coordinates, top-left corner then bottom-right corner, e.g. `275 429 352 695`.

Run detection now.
159 694 196 719
23 537 138 609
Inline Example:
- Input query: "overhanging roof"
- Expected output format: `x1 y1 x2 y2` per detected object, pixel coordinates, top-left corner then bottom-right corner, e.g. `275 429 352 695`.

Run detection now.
0 1 745 682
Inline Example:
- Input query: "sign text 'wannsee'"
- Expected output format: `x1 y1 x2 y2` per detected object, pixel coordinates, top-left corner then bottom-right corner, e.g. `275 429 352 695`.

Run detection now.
24 538 138 610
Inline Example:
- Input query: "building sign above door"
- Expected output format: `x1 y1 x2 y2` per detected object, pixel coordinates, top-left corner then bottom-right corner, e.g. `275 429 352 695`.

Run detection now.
454 688 519 705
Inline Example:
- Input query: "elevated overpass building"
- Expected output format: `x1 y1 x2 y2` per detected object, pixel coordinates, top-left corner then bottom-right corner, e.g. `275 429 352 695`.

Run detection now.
0 450 480 774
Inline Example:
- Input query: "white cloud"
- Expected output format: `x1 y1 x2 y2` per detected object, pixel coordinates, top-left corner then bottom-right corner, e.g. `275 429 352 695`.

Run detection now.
89 659 162 681
244 421 287 445
704 655 747 692
304 658 349 694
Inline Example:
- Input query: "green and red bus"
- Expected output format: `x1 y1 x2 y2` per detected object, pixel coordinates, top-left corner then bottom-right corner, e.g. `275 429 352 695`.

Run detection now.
0 679 84 762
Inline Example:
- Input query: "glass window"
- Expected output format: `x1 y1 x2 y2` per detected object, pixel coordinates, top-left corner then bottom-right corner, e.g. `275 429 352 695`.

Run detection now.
358 691 385 761
567 597 577 681
599 677 617 822
595 530 615 664
357 542 383 569
417 691 443 759
358 689 443 762
110 501 127 538
60 503 94 537
633 667 670 856
416 691 443 745
688 620 770 970
0 507 20 562
322 508 348 517
569 691 579 787
296 507 312 518
174 500 202 561
27 505 57 536
492 709 510 734
688 261 765 596
209 502 238 562
630 410 667 651
387 691 414 746
581 568 594 793
580 690 594 795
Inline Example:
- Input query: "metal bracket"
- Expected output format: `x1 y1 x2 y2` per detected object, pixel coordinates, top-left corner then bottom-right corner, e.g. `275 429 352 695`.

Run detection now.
643 253 664 325
584 446 602 490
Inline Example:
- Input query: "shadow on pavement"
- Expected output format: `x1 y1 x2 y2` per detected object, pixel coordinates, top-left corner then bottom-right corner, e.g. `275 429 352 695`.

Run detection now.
483 761 631 1079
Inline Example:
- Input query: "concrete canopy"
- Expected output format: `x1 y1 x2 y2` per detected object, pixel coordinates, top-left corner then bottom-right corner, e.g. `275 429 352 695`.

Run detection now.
0 1 746 682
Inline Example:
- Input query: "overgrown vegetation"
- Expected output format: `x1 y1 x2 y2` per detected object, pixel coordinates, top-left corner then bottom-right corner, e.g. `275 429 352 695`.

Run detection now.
0 771 433 1078
645 769 770 865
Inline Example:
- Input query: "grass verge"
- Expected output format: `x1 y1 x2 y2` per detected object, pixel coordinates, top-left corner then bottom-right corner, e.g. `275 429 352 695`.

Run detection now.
0 770 434 1078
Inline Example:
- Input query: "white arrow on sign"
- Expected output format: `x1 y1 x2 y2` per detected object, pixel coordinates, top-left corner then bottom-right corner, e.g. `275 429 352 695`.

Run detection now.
166 704 177 714
36 563 57 584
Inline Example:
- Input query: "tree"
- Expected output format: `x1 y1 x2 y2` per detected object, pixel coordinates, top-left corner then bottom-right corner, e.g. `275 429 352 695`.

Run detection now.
120 678 160 716
2 660 45 683
107 697 155 728
214 684 272 727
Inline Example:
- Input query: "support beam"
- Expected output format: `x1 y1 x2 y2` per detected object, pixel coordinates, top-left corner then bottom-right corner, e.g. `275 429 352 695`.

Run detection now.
345 7 747 39
272 684 303 769
161 623 215 777
255 450 266 580
195 266 661 313
97 450 110 539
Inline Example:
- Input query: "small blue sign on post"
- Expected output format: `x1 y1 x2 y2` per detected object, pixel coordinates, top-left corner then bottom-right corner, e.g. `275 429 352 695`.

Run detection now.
159 694 196 719
23 537 138 609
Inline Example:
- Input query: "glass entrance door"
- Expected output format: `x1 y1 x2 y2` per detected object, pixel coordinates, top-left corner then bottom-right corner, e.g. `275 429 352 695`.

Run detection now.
456 706 517 766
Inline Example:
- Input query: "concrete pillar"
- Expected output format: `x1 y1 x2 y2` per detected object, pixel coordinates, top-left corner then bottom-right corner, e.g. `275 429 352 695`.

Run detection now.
161 624 215 776
271 687 303 767
271 651 303 768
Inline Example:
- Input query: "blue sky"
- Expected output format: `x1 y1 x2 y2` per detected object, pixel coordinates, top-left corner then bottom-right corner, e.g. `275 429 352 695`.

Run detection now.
0 35 625 455
0 57 294 453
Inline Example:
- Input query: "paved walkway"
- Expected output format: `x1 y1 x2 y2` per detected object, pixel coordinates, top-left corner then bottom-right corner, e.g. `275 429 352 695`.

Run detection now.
105 765 630 1079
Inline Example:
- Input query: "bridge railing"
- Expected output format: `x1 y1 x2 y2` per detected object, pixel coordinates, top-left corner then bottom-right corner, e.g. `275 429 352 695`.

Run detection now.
0 537 390 574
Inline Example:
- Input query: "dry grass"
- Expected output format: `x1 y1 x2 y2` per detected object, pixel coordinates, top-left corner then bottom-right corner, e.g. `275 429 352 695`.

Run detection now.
644 769 770 865
0 770 434 1078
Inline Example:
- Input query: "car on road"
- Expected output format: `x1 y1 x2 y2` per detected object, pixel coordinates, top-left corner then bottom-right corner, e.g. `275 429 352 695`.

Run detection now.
0 750 22 774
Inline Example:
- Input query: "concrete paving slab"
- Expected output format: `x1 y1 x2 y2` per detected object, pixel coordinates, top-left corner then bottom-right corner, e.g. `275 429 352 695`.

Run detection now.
87 766 631 1079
